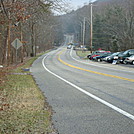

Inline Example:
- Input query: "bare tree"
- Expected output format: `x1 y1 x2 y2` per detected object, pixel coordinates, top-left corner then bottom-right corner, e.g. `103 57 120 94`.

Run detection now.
0 0 66 65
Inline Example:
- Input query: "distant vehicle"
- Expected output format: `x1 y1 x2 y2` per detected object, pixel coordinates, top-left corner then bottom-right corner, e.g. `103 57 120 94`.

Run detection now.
124 55 134 64
93 53 112 62
87 50 111 60
80 45 88 51
73 43 79 46
118 49 134 63
67 45 72 49
68 43 73 45
72 43 79 50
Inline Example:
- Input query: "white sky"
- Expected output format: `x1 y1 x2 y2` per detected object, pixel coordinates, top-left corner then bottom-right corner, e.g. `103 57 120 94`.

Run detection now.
54 0 97 15
69 0 97 10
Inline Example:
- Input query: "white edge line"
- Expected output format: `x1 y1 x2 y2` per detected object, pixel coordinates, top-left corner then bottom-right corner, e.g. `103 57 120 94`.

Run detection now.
42 54 134 121
70 49 134 74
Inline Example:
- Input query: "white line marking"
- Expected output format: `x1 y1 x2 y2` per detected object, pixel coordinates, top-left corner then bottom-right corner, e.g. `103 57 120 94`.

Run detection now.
70 49 134 74
42 53 134 121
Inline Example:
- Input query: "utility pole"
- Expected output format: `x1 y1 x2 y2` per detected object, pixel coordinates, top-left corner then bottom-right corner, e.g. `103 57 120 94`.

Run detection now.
90 3 93 54
80 22 83 43
83 17 86 47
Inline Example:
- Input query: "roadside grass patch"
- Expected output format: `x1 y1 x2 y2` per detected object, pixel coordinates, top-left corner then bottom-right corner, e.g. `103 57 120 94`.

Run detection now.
76 50 91 59
0 52 54 134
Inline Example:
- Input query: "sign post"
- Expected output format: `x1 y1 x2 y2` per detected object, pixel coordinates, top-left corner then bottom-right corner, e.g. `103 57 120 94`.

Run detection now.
11 38 22 63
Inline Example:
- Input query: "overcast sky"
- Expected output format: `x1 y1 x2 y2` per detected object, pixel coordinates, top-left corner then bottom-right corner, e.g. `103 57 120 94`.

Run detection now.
54 0 97 15
69 0 97 10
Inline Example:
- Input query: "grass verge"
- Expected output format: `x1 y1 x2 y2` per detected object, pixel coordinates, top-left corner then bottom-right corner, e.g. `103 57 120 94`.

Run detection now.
0 52 54 134
76 50 91 58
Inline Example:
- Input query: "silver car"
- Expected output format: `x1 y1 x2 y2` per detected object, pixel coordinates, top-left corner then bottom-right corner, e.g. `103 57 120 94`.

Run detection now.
124 55 134 64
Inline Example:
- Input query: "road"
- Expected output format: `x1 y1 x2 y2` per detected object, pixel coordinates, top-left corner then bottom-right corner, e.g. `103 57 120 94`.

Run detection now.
31 46 134 134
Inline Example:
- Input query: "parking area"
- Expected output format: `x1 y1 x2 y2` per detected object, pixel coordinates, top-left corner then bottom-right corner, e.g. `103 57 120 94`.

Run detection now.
76 49 134 69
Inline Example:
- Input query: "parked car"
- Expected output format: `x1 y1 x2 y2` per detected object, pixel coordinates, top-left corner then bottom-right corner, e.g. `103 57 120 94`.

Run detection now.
93 53 112 62
118 49 134 63
87 50 111 60
105 52 121 63
80 45 88 51
67 45 72 49
87 50 105 59
124 55 134 64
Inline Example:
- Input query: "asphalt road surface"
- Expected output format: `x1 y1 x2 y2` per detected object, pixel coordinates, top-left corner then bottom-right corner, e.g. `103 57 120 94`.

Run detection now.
31 46 134 134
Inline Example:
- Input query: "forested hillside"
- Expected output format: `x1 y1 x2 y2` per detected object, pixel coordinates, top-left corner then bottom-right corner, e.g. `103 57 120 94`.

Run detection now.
60 0 134 52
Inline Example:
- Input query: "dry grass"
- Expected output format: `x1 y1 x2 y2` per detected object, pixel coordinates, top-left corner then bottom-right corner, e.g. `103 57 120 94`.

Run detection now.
0 53 55 134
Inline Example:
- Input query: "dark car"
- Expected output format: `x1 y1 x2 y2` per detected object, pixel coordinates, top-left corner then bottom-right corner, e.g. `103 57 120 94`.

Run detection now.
105 52 122 63
118 49 134 63
93 53 112 62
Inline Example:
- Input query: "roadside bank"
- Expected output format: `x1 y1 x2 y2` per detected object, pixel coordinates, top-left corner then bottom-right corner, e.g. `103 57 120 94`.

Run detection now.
0 53 55 134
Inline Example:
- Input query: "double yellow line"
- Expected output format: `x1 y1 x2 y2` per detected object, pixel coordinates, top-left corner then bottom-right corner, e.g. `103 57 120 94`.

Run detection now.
58 51 134 82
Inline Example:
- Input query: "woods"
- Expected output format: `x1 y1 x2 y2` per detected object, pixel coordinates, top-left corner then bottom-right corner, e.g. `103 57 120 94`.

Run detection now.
0 0 64 65
60 0 134 52
96 0 134 51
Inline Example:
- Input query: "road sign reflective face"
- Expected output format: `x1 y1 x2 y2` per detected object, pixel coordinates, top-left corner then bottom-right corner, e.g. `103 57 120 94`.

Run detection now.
11 38 22 49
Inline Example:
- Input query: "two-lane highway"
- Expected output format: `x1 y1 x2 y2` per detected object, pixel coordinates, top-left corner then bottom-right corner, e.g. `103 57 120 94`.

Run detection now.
31 46 134 134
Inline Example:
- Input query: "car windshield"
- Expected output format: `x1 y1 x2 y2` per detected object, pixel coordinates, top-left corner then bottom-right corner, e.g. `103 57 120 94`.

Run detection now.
106 53 112 56
118 51 124 56
111 52 120 56
123 51 128 55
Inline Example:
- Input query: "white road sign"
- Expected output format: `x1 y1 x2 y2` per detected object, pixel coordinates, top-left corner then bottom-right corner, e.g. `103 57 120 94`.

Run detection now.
11 38 22 49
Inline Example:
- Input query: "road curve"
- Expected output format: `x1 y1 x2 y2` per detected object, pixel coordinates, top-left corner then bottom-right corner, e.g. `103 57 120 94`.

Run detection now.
31 46 134 134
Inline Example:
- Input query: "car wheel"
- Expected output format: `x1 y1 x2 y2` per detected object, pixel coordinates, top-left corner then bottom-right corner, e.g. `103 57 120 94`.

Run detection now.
132 61 134 65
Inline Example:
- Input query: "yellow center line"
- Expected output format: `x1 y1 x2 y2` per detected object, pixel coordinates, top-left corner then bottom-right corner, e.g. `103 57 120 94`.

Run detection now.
58 51 134 82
